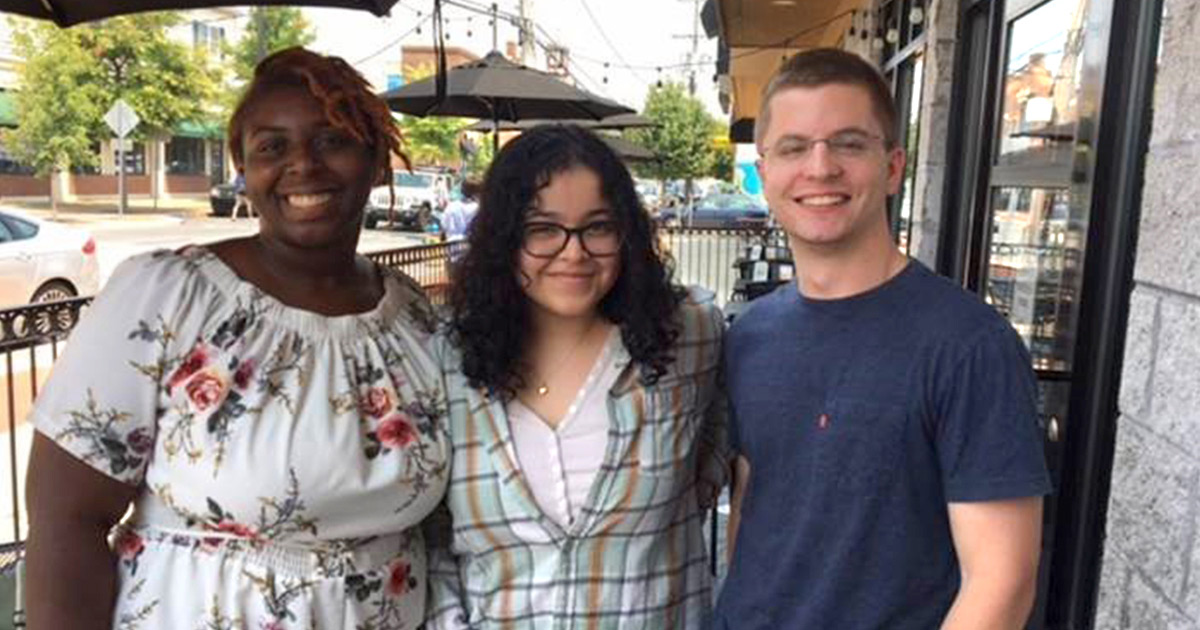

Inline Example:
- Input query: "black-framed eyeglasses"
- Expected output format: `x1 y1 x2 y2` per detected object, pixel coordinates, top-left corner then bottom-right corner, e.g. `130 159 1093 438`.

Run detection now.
521 220 623 258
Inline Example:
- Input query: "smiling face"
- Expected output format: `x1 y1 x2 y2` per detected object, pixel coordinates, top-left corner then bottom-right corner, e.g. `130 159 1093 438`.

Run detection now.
238 84 375 251
756 83 905 253
517 166 622 324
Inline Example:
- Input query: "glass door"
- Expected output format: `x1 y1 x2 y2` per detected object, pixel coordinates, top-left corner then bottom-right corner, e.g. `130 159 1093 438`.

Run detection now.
968 0 1098 627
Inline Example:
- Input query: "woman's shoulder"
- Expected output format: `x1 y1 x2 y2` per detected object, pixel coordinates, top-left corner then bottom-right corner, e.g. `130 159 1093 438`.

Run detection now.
675 286 725 338
378 265 441 336
103 247 215 303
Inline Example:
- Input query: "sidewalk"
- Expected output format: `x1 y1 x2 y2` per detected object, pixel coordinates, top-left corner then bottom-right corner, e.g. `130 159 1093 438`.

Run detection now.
0 196 209 228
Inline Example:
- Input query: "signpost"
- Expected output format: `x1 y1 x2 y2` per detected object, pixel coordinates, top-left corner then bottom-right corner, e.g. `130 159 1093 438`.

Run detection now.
103 99 140 216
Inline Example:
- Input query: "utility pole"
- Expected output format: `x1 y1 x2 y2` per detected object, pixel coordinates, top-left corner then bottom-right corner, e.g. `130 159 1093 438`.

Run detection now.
671 0 702 94
491 3 499 51
518 0 535 65
255 7 268 63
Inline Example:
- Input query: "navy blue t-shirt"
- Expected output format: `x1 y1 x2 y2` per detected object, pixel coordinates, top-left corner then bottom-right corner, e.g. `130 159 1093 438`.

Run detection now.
713 261 1052 630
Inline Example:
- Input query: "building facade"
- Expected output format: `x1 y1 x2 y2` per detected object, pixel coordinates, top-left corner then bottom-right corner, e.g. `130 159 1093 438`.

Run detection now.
709 0 1194 628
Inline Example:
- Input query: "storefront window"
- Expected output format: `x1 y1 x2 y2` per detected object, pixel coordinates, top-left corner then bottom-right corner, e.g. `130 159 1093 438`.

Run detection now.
996 0 1089 168
985 186 1083 371
167 137 206 175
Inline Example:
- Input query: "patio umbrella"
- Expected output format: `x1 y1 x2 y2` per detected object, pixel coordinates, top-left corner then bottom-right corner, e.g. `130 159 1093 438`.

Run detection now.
382 50 635 151
599 135 655 162
0 0 399 28
464 112 656 132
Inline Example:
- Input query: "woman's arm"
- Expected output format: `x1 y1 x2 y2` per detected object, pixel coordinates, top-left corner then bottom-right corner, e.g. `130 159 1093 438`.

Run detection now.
25 433 138 630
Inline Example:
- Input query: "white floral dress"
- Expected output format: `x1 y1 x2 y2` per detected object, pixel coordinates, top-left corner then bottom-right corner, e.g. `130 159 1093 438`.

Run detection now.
31 247 449 630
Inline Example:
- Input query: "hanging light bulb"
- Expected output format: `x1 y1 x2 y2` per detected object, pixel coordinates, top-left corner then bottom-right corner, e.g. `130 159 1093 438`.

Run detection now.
886 26 899 44
848 9 857 36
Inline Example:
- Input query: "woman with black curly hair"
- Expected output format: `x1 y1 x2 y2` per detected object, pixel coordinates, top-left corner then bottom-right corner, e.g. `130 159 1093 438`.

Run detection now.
426 124 729 629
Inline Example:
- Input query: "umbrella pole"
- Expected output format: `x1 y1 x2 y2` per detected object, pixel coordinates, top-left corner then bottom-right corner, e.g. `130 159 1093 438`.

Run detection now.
493 116 500 154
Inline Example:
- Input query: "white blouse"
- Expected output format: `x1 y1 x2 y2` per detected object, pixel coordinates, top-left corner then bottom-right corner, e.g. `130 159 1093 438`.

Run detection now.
507 330 624 527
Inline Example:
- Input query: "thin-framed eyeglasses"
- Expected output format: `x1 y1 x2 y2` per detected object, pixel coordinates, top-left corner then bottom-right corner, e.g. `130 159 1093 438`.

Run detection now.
521 220 623 258
760 131 889 164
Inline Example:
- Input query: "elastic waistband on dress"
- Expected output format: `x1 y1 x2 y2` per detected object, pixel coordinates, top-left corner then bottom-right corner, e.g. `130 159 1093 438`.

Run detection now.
123 525 415 579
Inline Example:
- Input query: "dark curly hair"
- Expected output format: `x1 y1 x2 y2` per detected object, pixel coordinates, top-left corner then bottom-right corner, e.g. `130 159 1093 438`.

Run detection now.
449 124 684 400
228 46 409 186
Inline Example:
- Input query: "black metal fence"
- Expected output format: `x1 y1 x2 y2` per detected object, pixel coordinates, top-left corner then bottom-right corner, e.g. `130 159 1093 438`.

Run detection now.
0 226 774 566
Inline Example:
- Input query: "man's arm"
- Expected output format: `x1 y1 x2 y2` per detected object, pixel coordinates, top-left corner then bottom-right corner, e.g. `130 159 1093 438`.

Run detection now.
940 496 1043 630
725 455 751 563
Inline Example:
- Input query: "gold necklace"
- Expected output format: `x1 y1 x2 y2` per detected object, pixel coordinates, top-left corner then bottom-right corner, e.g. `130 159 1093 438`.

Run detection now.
533 320 603 397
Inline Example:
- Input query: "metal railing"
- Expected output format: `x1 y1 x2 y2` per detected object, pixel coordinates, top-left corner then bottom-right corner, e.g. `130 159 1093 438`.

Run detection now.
0 226 775 560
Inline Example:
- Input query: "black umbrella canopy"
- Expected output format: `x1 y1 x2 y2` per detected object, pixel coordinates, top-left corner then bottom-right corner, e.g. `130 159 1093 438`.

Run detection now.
599 135 655 162
464 112 655 132
382 51 634 122
0 0 398 28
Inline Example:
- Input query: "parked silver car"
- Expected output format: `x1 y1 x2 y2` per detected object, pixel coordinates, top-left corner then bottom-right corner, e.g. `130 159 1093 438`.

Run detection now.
0 209 100 309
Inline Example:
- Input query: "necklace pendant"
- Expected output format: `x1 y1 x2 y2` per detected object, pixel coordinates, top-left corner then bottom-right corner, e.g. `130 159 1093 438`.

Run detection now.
536 384 549 396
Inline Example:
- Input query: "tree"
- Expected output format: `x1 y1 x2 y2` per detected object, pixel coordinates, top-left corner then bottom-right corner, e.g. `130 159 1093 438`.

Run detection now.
81 13 220 140
401 115 466 167
229 7 316 84
2 21 103 189
710 123 733 181
627 82 717 187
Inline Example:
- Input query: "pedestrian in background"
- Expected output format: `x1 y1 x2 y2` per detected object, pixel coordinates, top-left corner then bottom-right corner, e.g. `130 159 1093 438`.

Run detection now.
441 178 480 241
715 48 1050 630
24 47 448 629
425 124 728 629
230 170 252 220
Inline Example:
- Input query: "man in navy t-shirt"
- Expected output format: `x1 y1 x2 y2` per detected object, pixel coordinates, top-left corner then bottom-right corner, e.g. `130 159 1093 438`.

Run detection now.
714 48 1052 629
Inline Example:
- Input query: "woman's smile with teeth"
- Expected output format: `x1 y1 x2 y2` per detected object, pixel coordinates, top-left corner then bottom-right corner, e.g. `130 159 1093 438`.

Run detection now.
287 193 333 207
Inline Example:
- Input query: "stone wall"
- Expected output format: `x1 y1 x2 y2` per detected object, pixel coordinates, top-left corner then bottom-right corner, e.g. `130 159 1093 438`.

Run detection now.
909 0 957 267
1095 0 1200 627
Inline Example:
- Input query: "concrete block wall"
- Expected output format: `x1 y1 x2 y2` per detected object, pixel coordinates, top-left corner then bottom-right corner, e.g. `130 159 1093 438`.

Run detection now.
1095 0 1200 627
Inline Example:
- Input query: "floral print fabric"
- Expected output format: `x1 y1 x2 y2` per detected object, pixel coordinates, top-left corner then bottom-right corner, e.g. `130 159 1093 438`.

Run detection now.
31 247 449 630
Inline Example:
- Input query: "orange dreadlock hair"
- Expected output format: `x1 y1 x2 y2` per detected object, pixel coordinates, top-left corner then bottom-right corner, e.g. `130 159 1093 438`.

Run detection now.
228 46 410 186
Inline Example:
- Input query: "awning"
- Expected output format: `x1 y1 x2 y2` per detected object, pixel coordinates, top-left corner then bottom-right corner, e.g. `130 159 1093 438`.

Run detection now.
174 120 224 139
0 90 17 128
710 0 866 141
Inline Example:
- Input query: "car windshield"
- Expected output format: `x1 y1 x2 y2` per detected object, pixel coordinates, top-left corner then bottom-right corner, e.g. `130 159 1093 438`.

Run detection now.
698 194 765 211
394 172 433 188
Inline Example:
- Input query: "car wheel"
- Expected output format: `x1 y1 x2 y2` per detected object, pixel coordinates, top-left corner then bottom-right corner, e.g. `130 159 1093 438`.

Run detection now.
27 280 78 336
364 213 379 229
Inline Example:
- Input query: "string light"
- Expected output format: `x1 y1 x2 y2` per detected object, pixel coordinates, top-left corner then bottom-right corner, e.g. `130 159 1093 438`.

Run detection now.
910 1 925 25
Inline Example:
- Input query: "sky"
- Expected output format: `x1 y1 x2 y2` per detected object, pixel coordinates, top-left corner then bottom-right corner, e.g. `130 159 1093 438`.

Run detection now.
303 0 725 118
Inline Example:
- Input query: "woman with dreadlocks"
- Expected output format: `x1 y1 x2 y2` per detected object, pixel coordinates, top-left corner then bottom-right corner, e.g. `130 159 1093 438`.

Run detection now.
24 47 448 629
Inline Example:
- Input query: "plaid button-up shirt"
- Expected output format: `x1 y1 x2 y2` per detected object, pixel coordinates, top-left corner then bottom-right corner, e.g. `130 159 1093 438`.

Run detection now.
425 296 729 630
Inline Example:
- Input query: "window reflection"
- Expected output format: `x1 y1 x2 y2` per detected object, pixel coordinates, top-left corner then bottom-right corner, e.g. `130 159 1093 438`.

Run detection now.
997 0 1089 167
985 186 1084 371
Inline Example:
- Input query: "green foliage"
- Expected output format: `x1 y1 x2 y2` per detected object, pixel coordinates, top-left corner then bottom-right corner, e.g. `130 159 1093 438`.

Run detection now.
628 82 717 182
2 20 102 175
460 134 494 177
229 7 316 84
400 115 467 167
80 13 220 138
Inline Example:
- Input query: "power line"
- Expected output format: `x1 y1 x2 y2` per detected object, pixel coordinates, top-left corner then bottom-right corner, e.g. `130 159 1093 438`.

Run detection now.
353 13 434 65
576 0 647 84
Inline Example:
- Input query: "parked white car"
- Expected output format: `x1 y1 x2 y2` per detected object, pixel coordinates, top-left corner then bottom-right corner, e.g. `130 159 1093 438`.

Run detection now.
0 209 100 309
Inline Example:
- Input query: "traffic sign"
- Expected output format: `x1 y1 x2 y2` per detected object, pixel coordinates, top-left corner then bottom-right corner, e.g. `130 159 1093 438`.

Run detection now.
104 99 140 139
